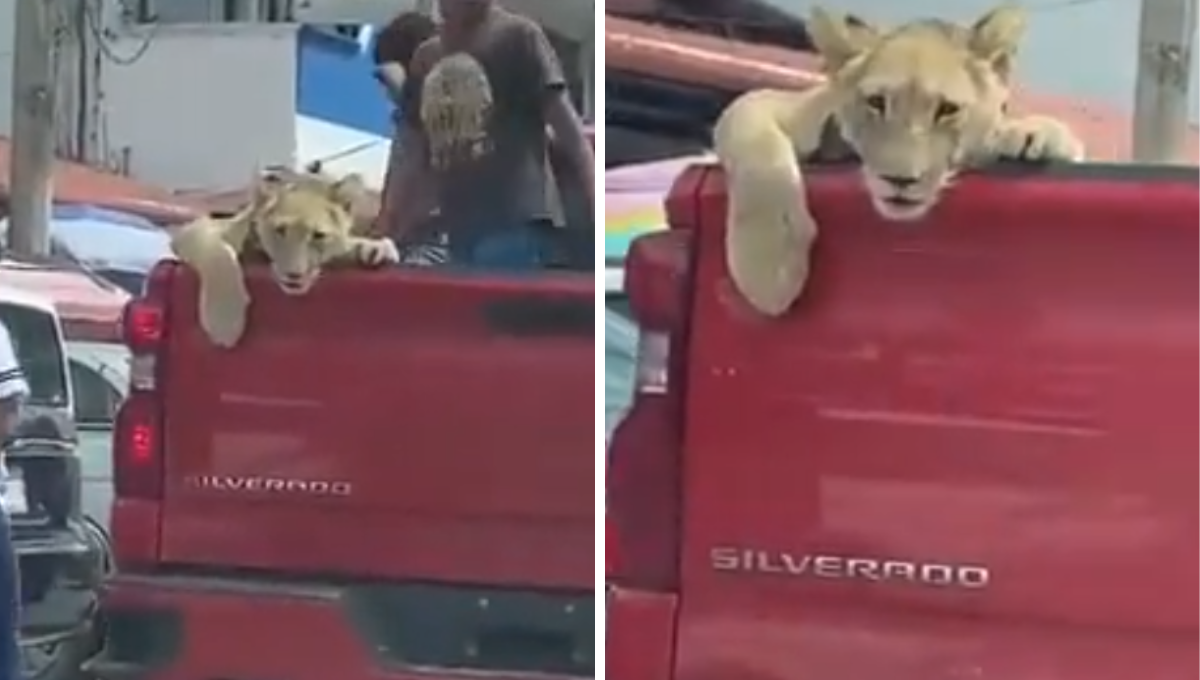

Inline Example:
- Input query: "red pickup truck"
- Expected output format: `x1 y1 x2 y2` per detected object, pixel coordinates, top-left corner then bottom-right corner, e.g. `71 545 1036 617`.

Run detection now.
607 161 1198 679
86 262 595 680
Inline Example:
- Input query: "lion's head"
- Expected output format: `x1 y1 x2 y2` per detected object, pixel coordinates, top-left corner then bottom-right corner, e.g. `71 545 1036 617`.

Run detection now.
248 171 367 296
809 4 1025 220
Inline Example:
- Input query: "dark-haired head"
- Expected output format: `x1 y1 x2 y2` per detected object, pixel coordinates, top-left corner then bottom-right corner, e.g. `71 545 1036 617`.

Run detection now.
371 11 437 69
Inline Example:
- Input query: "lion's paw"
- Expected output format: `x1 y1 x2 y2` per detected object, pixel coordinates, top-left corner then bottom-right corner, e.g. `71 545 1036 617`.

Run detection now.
198 277 251 349
353 238 401 267
992 115 1086 163
726 169 817 316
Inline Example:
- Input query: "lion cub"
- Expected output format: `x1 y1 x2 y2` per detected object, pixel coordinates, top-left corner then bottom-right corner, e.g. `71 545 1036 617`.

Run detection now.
714 4 1085 316
170 170 400 348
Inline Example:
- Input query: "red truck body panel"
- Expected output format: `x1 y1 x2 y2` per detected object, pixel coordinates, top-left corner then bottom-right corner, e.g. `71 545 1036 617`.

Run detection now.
621 162 1198 679
153 266 595 588
97 263 597 679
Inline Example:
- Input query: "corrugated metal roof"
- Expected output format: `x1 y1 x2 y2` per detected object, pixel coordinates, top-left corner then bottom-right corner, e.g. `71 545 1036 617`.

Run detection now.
0 137 201 224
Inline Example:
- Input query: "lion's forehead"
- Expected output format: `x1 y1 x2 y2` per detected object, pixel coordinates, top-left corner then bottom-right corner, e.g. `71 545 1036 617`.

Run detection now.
858 71 981 107
855 32 989 104
259 192 352 236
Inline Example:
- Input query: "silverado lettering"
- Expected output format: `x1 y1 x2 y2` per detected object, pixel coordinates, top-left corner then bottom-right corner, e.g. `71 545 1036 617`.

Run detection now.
185 475 353 497
710 547 990 589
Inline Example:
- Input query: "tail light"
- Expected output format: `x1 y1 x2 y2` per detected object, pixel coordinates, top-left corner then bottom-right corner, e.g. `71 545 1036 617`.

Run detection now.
113 393 163 499
113 262 175 501
606 232 691 591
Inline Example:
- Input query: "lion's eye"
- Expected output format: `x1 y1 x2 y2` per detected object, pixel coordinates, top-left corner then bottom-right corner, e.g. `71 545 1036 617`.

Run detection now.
273 225 286 237
311 231 327 244
864 94 887 115
935 101 962 120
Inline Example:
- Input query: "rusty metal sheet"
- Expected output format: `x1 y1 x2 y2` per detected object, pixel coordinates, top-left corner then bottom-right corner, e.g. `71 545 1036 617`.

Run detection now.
0 138 201 225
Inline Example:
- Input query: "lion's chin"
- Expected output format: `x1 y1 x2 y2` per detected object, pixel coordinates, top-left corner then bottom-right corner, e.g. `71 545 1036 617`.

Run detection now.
274 274 318 296
871 195 936 222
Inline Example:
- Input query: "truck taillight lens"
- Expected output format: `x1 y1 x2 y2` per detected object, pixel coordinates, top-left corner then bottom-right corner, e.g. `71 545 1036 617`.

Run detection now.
113 260 175 502
122 299 164 355
607 233 690 592
113 392 163 500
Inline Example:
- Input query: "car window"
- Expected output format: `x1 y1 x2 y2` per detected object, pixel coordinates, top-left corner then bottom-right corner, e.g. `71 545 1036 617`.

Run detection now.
606 294 632 322
68 359 122 428
0 302 69 408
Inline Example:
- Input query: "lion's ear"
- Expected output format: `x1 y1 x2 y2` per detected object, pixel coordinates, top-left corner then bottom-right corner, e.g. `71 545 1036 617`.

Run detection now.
327 173 367 211
968 4 1027 81
808 7 880 72
250 171 286 206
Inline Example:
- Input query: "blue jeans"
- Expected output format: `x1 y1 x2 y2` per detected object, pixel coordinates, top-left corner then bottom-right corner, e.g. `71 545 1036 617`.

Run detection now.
452 224 546 271
0 511 19 680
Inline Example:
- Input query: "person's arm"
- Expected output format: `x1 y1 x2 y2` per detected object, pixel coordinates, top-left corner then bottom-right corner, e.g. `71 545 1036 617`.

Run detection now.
0 326 28 442
377 121 435 239
520 22 594 213
376 41 438 239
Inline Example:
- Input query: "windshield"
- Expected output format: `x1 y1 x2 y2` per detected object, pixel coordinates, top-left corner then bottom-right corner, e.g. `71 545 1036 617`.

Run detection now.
0 303 69 408
66 342 129 428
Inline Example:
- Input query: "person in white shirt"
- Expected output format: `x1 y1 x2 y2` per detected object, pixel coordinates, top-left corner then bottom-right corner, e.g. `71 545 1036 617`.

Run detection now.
0 321 24 679
0 322 27 410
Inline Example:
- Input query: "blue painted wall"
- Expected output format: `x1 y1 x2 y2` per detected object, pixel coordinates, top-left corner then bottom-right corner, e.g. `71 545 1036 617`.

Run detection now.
296 26 394 137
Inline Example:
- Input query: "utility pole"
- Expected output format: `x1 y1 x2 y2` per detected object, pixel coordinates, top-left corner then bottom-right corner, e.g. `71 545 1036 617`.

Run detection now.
1131 0 1196 163
8 0 59 257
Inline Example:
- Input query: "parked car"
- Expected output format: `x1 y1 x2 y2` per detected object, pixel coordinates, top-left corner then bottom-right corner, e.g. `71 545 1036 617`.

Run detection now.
64 340 126 539
604 156 680 440
0 270 105 680
2 258 127 679
606 268 635 441
0 205 174 296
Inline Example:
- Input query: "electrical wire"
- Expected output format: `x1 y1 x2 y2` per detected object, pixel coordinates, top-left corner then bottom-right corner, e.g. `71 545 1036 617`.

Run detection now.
302 138 389 174
84 0 158 67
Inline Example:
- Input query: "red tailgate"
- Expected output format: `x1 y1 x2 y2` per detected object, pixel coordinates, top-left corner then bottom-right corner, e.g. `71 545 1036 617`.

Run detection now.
673 164 1198 679
157 268 594 589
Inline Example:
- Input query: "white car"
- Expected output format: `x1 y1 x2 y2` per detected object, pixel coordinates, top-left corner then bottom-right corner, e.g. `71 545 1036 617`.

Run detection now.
64 340 127 535
605 267 635 440
0 273 112 679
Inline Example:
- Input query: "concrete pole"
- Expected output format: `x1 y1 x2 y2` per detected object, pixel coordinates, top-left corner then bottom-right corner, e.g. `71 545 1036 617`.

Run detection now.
582 28 594 120
8 0 58 257
1131 0 1196 163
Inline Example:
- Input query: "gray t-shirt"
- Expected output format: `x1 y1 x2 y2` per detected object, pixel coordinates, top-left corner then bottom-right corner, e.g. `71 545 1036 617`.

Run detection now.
401 10 566 240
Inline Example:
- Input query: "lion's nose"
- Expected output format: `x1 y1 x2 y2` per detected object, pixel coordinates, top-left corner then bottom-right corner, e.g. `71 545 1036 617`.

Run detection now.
281 272 305 284
880 174 920 190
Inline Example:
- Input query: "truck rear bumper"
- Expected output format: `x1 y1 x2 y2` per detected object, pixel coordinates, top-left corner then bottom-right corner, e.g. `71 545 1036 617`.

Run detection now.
88 573 591 680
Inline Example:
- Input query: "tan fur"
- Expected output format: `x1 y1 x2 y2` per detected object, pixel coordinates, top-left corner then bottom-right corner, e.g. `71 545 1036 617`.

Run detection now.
421 51 495 170
714 4 1085 316
169 170 400 348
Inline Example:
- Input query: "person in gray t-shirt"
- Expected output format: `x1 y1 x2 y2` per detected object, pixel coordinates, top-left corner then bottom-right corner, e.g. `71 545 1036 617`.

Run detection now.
376 0 594 269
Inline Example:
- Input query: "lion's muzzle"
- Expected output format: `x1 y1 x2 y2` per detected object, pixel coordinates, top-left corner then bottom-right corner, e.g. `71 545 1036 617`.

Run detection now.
272 268 319 296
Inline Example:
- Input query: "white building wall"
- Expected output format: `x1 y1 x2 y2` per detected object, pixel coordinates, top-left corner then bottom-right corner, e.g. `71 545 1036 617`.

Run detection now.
0 0 596 194
95 23 298 191
0 0 299 193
